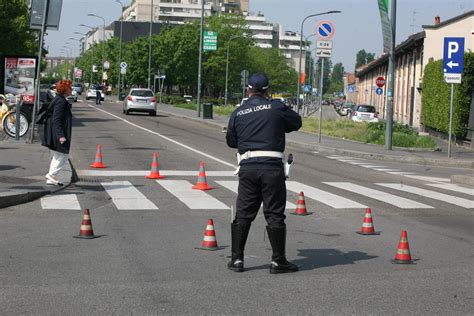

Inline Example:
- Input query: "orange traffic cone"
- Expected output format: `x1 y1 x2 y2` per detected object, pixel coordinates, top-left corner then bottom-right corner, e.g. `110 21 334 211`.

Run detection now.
291 192 313 216
192 162 214 190
145 152 165 179
392 230 415 264
196 219 221 251
73 208 100 239
90 145 107 168
356 208 380 235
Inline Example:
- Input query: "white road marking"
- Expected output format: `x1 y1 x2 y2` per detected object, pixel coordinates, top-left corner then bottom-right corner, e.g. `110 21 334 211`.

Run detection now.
425 183 474 196
41 194 81 210
78 170 235 177
377 183 473 208
157 180 229 209
387 172 416 175
359 165 386 168
287 181 367 209
373 169 402 172
87 104 236 168
101 181 158 210
403 175 450 183
216 180 297 209
324 182 432 209
346 162 374 165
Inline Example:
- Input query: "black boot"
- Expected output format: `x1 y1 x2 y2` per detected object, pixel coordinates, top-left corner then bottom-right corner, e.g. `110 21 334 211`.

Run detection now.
266 226 299 274
227 222 251 272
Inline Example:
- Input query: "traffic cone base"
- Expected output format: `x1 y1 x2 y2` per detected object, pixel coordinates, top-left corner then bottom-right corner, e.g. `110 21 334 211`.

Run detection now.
192 162 214 190
145 153 165 179
290 192 312 216
73 209 100 239
356 231 380 235
195 219 223 251
391 230 415 264
90 145 107 168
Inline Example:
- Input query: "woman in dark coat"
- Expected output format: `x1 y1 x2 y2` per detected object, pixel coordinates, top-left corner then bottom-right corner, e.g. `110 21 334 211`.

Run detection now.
41 79 73 185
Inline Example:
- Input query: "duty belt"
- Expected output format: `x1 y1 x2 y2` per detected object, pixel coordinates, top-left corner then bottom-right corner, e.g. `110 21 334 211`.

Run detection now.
234 151 285 175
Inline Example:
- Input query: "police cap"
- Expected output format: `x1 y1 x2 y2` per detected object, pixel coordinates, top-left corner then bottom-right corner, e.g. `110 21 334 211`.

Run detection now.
248 73 269 91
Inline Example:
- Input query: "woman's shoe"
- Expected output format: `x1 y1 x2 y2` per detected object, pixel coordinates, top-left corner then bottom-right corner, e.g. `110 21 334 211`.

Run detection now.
45 174 63 186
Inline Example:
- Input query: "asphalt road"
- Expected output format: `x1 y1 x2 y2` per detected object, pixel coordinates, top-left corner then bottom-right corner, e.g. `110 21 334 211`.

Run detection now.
1 96 473 314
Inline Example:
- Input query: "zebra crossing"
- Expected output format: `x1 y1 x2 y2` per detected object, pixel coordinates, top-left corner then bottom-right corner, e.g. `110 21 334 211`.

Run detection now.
40 176 473 211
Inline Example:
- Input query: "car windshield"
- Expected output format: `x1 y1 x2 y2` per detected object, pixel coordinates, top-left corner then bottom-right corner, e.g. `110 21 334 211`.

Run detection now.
90 85 101 90
357 105 376 113
73 83 82 87
131 90 154 97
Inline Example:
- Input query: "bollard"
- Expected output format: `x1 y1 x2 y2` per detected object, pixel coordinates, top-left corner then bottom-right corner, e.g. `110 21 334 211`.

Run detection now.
15 100 23 140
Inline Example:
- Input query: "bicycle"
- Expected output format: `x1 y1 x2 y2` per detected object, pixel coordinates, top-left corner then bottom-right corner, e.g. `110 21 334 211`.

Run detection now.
1 95 30 138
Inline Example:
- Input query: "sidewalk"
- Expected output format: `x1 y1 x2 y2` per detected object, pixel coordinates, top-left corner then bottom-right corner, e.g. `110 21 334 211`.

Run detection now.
155 102 474 172
0 134 73 209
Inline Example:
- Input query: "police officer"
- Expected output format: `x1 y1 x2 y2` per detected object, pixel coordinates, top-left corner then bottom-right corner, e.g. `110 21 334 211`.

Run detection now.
226 73 302 274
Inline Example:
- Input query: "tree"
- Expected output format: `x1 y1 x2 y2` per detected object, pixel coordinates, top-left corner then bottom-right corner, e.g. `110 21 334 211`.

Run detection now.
327 62 344 94
355 49 376 69
315 58 332 95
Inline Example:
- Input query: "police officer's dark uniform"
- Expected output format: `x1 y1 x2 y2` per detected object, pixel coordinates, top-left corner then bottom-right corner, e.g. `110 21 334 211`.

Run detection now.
95 85 102 105
226 73 302 274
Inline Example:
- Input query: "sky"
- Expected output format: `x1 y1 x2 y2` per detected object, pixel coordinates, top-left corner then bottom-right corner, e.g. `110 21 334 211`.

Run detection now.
45 0 472 72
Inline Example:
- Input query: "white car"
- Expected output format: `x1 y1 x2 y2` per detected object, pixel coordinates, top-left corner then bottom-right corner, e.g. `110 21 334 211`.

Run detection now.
66 89 78 103
351 105 379 122
85 85 105 101
123 88 157 116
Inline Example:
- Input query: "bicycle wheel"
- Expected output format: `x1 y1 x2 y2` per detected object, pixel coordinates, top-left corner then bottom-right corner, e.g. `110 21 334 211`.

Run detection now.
2 111 29 138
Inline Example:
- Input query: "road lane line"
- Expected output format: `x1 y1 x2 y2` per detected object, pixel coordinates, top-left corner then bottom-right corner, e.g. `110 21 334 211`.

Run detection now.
425 183 473 196
373 169 402 172
41 194 81 210
216 180 297 209
101 181 158 210
324 182 432 209
78 170 235 177
387 172 416 175
86 104 236 168
287 181 367 209
359 165 386 168
157 180 229 209
377 183 473 208
403 175 450 183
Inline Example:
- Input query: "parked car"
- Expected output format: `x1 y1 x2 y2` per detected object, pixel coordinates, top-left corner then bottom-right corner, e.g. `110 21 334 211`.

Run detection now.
351 104 379 122
85 84 105 101
72 82 84 95
339 102 355 116
123 88 157 116
66 89 78 103
183 95 193 103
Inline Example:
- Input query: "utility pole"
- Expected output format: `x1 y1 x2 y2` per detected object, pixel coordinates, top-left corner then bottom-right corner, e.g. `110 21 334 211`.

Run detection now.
148 0 154 89
385 0 397 150
196 0 205 117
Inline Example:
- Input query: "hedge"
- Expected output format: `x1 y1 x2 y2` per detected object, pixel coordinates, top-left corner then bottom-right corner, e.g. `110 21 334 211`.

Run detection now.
422 52 473 138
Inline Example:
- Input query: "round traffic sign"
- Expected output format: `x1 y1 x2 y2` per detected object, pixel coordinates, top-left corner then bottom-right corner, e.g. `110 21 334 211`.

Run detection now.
375 76 386 88
315 20 335 40
375 87 384 95
120 62 128 69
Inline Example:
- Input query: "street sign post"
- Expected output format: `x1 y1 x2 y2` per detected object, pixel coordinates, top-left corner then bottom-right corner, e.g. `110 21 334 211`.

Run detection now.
203 31 218 51
443 37 465 158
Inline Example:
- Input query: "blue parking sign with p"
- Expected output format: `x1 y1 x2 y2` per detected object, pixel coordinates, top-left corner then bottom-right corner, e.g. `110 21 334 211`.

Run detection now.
443 37 464 74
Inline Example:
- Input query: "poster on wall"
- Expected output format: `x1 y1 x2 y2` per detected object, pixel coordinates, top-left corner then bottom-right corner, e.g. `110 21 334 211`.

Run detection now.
3 56 38 104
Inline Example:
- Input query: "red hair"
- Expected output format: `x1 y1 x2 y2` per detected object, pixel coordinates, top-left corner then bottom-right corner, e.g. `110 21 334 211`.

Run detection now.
56 79 72 94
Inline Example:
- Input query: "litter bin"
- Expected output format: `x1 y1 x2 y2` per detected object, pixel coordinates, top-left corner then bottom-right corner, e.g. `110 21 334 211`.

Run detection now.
203 103 213 119
119 92 126 101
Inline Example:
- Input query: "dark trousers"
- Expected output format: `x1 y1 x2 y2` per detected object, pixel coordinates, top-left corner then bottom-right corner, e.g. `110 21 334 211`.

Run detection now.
96 93 101 104
236 168 286 227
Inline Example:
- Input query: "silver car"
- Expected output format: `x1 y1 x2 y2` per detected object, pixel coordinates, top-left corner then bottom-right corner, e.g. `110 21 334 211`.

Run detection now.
123 88 157 116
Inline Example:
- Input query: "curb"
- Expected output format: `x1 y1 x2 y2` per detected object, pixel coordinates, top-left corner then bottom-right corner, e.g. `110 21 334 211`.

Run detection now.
0 162 74 209
157 108 474 170
287 141 474 169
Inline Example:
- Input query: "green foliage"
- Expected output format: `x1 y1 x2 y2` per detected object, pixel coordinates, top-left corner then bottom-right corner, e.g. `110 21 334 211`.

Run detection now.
0 0 38 57
355 49 375 69
422 53 473 138
300 119 436 148
162 95 186 104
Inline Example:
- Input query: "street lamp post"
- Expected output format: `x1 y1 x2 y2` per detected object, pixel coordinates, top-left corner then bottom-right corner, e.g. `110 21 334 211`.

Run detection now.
296 11 341 114
148 0 154 89
224 35 244 106
115 0 124 99
87 13 106 75
196 0 205 117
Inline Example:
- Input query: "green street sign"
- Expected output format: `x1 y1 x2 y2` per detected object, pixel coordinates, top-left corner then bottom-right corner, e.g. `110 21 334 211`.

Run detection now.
203 31 218 51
